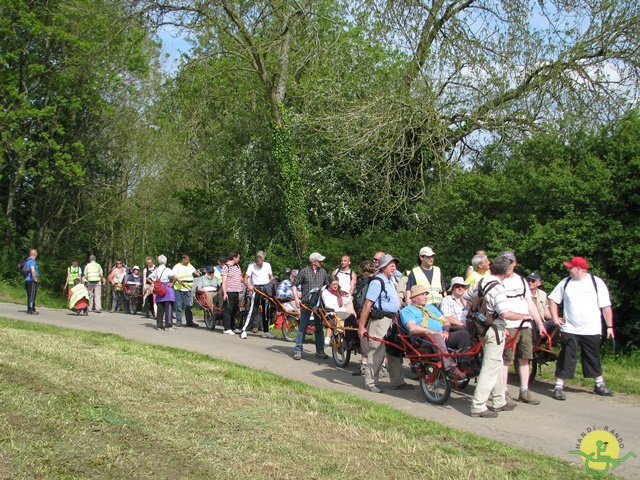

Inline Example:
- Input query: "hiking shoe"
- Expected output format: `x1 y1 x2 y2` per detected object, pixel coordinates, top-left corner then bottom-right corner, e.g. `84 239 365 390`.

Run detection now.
389 383 414 390
186 323 200 328
553 388 566 401
167 326 177 331
223 330 236 335
262 332 276 339
293 352 302 360
471 409 498 418
489 400 517 412
315 352 329 359
240 331 247 339
505 391 514 403
380 364 389 378
594 385 614 396
518 389 540 405
366 385 383 393
352 363 366 376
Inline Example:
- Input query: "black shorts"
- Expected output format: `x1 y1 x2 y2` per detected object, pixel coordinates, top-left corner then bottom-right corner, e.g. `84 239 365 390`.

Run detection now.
554 332 602 379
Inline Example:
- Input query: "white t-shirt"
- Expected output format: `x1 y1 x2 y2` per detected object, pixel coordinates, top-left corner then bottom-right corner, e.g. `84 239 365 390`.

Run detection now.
246 262 272 285
335 269 353 294
549 275 611 335
503 273 532 329
148 266 174 283
321 288 347 313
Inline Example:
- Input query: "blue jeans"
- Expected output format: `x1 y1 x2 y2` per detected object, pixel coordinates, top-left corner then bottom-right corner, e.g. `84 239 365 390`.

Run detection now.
294 306 324 354
175 289 193 325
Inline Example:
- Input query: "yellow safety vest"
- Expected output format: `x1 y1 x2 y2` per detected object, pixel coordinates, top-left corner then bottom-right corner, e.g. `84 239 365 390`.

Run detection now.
85 262 102 282
69 284 90 309
67 266 82 284
174 263 195 289
412 265 444 305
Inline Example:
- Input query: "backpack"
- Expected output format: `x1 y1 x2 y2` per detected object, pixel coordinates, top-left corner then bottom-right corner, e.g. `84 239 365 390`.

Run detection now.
308 286 324 311
466 279 500 341
353 276 385 317
263 277 280 297
18 259 30 278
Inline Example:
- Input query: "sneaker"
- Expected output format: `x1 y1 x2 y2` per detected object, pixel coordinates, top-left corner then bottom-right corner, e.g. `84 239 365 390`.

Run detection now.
155 327 165 331
240 331 247 339
380 364 389 378
366 385 383 393
176 322 183 327
489 400 517 412
389 383 414 390
518 389 540 405
315 352 329 359
471 409 498 418
594 384 614 396
110 309 116 313
262 332 276 339
352 363 366 376
293 352 302 360
223 330 236 335
553 388 566 401
233 329 242 334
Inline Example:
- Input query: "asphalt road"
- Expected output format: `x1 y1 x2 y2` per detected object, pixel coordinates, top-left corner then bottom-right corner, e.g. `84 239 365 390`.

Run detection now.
2 303 638 478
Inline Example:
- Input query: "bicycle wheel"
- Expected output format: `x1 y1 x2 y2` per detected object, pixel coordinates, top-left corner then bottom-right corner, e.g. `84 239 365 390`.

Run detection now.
419 364 451 405
203 309 215 330
282 314 298 342
332 332 351 367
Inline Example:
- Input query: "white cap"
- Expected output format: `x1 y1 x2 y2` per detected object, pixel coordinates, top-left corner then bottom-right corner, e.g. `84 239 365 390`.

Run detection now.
419 246 435 257
309 252 326 262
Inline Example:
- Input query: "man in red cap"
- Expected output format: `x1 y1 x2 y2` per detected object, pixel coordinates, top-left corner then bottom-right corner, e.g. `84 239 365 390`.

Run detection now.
548 256 615 400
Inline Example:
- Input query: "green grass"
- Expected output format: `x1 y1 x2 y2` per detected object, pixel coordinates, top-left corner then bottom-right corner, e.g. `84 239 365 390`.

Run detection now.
0 279 67 309
0 317 593 480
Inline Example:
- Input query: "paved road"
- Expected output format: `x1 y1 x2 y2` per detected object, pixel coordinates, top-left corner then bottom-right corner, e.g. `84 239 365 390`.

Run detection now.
2 303 639 478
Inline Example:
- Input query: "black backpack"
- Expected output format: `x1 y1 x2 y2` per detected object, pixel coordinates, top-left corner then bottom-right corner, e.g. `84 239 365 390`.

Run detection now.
18 259 30 278
353 276 385 317
263 277 280 297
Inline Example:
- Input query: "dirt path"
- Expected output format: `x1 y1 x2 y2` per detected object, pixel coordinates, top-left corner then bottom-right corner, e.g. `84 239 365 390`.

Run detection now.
2 303 639 478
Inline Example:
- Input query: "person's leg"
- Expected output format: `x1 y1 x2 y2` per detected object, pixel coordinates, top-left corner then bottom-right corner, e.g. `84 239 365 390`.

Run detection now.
174 290 184 325
155 302 166 329
364 317 391 389
166 302 174 328
471 326 504 414
242 291 258 332
184 290 194 325
502 328 516 391
579 334 607 385
294 307 312 355
229 292 240 331
314 312 325 354
95 283 102 311
553 332 579 398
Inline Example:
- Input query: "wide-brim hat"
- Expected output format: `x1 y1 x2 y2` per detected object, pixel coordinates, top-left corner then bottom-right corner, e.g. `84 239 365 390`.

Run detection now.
377 254 399 270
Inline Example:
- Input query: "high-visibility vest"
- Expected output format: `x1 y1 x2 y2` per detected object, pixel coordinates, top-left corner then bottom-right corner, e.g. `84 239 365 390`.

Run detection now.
69 284 90 309
174 263 195 290
411 265 444 305
85 262 102 282
67 266 82 284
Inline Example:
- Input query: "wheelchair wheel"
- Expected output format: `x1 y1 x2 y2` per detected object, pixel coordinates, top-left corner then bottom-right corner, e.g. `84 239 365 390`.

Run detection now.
454 377 470 390
332 332 351 367
281 314 298 342
419 364 451 405
203 309 215 330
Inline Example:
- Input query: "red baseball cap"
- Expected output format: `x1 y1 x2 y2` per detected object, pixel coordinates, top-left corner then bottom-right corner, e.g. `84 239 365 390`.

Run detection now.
563 256 588 270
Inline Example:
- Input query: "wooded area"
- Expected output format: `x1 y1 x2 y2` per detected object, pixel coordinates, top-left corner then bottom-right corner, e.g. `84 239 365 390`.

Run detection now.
1 0 639 345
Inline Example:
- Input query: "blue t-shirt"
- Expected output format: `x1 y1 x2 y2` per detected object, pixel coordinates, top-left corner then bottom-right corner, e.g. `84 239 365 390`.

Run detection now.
365 274 400 314
400 304 445 332
25 258 38 281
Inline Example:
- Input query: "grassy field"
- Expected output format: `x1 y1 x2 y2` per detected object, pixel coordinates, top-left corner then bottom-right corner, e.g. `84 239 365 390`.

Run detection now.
0 318 596 480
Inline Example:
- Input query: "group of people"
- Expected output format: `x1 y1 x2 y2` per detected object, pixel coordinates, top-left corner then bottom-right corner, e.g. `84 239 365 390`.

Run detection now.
23 245 615 417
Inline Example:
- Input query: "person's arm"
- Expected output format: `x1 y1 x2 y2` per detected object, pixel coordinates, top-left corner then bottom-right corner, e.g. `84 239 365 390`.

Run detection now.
30 262 37 283
64 270 70 290
357 299 374 338
107 268 116 285
603 306 614 339
526 296 546 335
548 300 565 327
244 273 254 293
350 272 357 296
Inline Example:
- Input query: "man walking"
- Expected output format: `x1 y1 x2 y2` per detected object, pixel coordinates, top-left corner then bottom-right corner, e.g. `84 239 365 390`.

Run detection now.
548 256 614 400
221 250 244 335
357 254 411 393
24 249 39 315
292 252 329 360
173 254 199 327
463 256 531 418
84 255 105 313
241 251 274 339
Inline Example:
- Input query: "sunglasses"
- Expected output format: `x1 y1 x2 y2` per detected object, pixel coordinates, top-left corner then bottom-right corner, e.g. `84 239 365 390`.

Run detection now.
526 278 537 282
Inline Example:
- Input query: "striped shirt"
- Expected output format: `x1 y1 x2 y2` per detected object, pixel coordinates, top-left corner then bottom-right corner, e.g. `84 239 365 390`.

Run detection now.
222 263 244 293
293 266 328 304
463 275 509 327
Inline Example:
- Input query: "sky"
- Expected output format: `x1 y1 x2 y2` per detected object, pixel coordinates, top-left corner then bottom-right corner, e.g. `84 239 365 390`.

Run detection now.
156 25 192 74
